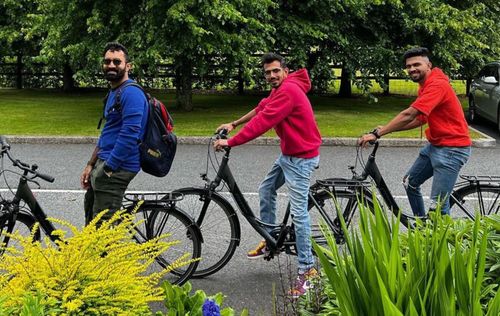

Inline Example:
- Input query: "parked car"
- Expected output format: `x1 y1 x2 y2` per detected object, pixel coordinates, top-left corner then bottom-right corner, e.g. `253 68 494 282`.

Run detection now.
468 61 500 133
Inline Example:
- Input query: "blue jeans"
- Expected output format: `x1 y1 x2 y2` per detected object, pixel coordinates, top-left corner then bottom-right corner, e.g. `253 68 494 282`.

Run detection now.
258 154 320 273
404 144 471 216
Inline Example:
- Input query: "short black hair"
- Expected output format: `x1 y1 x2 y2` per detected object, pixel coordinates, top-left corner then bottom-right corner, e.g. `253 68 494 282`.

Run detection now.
103 42 130 62
403 47 431 63
261 53 287 68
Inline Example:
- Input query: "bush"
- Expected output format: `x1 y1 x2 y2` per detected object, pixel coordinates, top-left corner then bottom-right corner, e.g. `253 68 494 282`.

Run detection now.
308 199 500 315
158 281 248 316
0 210 186 315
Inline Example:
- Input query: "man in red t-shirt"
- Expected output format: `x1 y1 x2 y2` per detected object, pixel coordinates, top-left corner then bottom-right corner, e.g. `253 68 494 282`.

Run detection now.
214 53 321 297
359 47 471 216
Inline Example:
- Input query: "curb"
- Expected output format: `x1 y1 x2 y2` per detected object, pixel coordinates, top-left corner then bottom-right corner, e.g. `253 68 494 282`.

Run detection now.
5 128 495 148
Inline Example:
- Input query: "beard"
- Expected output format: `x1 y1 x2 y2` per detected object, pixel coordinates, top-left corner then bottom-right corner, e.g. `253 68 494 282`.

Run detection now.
104 67 126 82
409 72 423 83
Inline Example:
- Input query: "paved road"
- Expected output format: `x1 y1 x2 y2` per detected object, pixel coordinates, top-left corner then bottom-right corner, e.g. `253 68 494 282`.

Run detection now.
1 142 499 314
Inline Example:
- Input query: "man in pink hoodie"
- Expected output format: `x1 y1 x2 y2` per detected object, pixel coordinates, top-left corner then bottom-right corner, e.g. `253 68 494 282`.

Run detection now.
359 47 471 216
214 53 322 297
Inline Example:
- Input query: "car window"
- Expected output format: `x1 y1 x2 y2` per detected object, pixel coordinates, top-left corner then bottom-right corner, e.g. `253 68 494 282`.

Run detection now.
480 65 499 81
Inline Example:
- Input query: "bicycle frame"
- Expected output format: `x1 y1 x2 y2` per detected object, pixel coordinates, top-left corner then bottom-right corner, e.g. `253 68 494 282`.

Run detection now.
9 174 59 241
355 142 411 227
208 146 292 253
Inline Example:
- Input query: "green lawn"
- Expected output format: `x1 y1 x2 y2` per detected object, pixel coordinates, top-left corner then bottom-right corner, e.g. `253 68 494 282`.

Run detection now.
0 88 478 138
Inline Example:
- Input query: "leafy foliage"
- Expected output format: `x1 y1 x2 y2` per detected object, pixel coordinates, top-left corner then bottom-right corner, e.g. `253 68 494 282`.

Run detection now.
309 198 500 315
158 281 248 316
0 210 185 315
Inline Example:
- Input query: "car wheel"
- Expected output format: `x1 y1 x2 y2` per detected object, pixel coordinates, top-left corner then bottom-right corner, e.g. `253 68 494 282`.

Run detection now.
467 97 477 123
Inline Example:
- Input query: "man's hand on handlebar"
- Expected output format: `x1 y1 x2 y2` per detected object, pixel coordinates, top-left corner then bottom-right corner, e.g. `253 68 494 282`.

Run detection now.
215 122 235 134
213 139 229 152
358 133 377 148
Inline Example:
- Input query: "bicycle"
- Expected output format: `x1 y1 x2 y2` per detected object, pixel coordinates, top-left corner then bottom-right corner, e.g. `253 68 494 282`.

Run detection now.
0 135 201 285
310 140 500 233
340 141 500 223
170 130 373 278
172 134 499 278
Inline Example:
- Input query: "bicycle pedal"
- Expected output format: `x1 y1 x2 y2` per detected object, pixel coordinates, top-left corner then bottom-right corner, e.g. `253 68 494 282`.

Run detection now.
264 253 274 261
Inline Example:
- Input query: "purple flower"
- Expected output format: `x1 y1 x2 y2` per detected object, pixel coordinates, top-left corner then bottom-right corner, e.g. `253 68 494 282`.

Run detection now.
202 299 221 316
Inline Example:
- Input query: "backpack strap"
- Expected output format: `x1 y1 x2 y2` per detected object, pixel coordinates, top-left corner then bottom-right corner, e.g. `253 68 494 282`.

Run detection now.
97 81 146 129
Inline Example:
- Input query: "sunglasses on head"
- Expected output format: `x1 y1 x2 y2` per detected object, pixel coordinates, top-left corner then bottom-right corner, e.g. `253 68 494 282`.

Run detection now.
103 58 123 66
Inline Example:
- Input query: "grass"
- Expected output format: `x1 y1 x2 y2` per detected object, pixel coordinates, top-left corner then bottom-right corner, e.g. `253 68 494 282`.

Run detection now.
0 88 480 139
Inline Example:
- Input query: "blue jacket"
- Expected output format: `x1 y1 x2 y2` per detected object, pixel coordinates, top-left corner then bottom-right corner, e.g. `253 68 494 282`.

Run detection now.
97 80 148 172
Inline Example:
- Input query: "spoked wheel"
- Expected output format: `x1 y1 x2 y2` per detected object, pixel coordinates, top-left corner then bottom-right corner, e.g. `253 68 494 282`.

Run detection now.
133 205 201 285
171 187 240 278
0 212 40 254
450 184 500 220
307 186 375 245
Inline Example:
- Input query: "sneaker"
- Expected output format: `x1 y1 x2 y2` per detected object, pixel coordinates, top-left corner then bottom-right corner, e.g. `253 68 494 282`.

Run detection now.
247 240 268 259
288 268 318 298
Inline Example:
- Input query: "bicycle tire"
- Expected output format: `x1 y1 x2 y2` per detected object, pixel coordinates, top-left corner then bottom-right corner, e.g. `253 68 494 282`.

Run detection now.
132 203 201 285
308 182 375 245
171 187 240 278
0 211 40 254
450 184 500 220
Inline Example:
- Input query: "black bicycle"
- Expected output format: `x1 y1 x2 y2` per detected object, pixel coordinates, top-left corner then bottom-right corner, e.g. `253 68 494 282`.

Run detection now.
172 134 499 278
323 141 500 232
170 130 373 278
0 135 201 285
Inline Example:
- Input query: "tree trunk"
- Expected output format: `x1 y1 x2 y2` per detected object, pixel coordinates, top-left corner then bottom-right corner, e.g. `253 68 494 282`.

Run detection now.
15 53 23 89
306 52 319 94
62 63 75 91
338 67 352 97
383 74 390 96
237 62 244 95
175 57 193 111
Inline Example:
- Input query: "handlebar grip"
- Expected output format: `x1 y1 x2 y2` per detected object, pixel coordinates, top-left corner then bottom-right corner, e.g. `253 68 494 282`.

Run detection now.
0 135 10 150
215 128 228 139
37 173 55 183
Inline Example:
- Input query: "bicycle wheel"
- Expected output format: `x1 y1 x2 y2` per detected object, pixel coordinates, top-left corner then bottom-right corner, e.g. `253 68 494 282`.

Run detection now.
133 204 201 285
308 184 374 245
450 184 500 220
171 187 240 278
0 211 40 254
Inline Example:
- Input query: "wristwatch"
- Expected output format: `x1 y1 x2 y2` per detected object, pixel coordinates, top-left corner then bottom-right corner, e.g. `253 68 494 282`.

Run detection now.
370 128 381 139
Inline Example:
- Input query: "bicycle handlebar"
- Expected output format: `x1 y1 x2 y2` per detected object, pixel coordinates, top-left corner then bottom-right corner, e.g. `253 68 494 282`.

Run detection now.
215 128 228 139
0 135 55 183
0 135 10 151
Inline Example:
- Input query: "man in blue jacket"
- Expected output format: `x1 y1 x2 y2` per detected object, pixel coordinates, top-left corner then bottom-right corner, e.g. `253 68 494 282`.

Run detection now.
80 42 148 224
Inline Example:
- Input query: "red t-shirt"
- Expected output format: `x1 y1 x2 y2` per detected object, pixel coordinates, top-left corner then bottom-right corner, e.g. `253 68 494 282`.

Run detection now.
228 69 321 158
411 68 471 147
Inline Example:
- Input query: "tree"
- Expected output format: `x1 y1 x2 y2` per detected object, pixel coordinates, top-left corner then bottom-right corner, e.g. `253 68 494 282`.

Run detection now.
29 0 144 91
0 0 39 88
131 0 274 111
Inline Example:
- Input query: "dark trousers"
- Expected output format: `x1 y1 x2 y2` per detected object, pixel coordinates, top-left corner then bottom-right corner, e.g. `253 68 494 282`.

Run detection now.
84 159 136 225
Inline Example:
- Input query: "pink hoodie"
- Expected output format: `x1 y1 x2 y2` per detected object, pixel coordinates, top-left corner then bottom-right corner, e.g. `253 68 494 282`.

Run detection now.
228 69 322 158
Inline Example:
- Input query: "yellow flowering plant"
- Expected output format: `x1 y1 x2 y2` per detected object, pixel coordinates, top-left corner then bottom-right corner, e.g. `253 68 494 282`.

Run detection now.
0 208 191 315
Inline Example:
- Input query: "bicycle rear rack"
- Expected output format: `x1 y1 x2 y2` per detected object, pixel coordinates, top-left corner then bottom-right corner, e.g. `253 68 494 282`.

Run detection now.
316 178 372 188
459 175 500 185
123 191 184 203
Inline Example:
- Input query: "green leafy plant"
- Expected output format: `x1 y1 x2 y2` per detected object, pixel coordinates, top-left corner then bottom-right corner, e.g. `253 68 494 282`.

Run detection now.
158 281 248 316
0 210 187 315
310 198 500 315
